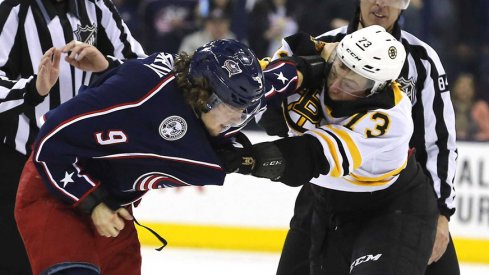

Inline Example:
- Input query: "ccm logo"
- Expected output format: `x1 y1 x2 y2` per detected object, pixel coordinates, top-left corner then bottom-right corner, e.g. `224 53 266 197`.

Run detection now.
263 160 283 166
350 254 382 272
346 48 362 61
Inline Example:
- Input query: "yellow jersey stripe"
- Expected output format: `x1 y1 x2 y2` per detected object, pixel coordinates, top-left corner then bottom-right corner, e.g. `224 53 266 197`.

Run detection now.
327 125 362 169
392 82 404 106
258 58 271 70
324 105 332 117
350 158 408 182
344 175 395 187
310 130 342 177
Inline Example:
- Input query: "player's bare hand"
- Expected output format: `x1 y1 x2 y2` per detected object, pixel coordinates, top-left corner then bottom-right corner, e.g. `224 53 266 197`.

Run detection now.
428 215 450 264
91 203 133 238
36 47 61 96
61 40 109 72
321 42 339 62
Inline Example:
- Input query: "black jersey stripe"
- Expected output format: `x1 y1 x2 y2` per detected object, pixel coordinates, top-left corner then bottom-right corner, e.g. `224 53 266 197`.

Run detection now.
320 128 350 176
102 0 137 58
0 1 17 33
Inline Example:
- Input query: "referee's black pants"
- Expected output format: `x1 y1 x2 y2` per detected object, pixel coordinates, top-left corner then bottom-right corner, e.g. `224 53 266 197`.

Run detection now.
276 184 460 275
0 144 32 275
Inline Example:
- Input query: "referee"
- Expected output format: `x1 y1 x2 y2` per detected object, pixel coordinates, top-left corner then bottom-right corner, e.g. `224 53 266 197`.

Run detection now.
0 0 145 274
260 0 459 274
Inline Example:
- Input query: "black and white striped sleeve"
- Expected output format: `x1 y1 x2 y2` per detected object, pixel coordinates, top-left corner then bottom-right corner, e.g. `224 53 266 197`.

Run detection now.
0 1 45 118
94 0 146 68
405 34 458 218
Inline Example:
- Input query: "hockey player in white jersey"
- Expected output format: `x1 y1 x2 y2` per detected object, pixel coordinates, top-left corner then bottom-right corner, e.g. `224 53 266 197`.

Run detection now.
217 25 438 274
266 1 459 274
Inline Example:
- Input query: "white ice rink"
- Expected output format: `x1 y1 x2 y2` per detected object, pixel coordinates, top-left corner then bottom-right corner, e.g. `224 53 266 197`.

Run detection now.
141 247 489 275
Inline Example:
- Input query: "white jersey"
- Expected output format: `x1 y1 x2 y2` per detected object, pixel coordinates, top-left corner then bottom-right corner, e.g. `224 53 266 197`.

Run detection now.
268 27 456 216
286 84 413 192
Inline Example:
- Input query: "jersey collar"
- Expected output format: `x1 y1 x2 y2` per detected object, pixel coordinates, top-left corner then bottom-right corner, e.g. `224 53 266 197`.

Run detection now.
323 86 397 118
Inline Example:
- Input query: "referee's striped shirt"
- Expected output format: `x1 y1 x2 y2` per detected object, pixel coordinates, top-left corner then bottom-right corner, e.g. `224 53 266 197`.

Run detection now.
315 22 458 218
0 0 146 155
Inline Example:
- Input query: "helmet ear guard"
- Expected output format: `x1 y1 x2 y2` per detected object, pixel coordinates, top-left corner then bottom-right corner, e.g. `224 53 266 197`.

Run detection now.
334 25 406 96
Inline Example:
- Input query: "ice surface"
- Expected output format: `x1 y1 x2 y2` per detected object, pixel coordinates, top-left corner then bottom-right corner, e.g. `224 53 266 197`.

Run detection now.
141 247 489 275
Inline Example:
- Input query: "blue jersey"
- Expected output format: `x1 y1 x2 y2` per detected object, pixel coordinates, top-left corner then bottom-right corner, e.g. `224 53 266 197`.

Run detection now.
33 53 225 206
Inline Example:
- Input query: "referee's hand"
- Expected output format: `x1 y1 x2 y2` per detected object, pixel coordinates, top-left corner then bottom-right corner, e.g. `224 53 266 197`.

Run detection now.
36 47 61 96
91 202 133 238
62 40 109 73
428 215 450 264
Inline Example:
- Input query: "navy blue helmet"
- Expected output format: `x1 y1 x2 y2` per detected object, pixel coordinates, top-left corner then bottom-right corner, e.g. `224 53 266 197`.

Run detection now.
188 39 265 110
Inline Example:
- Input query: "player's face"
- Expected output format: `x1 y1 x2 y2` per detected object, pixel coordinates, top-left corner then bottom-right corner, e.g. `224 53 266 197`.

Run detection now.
326 56 373 101
359 0 402 32
201 102 245 136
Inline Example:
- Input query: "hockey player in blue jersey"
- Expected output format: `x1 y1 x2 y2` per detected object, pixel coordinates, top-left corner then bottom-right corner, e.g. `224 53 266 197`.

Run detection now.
14 39 266 275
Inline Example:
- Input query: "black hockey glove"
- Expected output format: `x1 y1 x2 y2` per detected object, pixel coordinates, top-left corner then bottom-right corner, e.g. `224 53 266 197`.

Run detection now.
258 106 289 137
216 133 330 186
272 135 329 186
277 55 328 90
215 132 286 180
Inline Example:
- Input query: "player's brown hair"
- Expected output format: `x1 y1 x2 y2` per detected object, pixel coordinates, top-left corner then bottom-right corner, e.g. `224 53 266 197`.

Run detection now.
174 52 211 112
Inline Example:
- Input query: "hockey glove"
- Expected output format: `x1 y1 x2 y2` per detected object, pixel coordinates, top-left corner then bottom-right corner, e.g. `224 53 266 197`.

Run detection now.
277 55 329 90
258 106 289 137
272 135 329 186
216 133 330 186
215 132 286 180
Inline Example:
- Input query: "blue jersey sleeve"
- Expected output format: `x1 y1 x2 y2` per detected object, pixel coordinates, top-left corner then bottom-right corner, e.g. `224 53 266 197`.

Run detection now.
34 64 152 205
263 60 301 104
34 52 226 207
33 54 173 205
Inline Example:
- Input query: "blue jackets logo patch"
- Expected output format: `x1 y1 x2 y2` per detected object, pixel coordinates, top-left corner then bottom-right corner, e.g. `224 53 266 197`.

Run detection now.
222 60 242 77
134 172 188 190
159 116 187 141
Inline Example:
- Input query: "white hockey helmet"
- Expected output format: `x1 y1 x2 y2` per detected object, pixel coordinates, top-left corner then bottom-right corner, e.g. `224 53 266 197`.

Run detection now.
334 25 406 95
